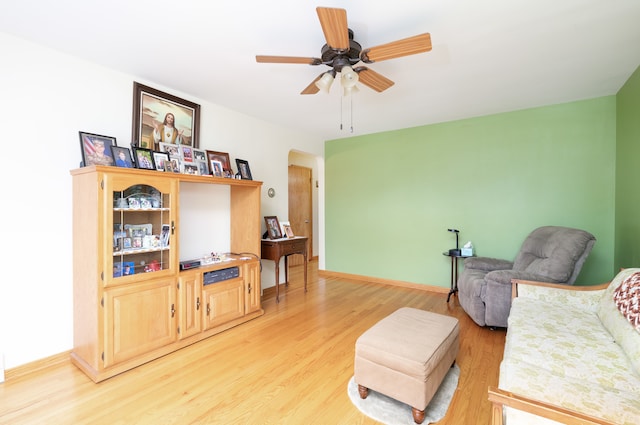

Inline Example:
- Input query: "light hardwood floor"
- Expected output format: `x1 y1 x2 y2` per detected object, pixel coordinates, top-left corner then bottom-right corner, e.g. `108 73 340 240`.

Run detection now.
0 260 505 424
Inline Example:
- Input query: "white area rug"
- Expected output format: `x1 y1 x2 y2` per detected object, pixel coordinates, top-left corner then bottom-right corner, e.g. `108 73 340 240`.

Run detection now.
347 364 460 425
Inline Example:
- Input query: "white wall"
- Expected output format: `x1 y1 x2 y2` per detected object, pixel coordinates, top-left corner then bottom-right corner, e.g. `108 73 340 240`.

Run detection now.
0 32 325 370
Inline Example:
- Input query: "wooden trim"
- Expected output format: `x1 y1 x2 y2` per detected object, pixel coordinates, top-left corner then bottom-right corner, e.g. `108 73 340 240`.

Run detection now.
511 278 610 299
318 269 448 294
488 387 615 425
5 350 71 381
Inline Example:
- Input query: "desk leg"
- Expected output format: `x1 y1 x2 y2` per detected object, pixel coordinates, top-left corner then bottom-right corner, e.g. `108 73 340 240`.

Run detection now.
275 256 281 303
303 250 308 293
447 256 458 302
284 255 289 287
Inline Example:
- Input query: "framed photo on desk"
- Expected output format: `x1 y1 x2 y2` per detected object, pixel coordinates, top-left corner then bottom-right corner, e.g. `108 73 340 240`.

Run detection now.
280 221 294 238
264 216 282 239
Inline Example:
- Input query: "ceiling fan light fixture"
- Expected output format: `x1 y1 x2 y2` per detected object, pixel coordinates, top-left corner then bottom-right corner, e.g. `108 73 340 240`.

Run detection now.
315 70 336 93
341 66 359 88
343 84 359 96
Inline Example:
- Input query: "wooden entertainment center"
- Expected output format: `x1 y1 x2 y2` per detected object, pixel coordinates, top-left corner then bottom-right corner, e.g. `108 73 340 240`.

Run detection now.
70 166 263 382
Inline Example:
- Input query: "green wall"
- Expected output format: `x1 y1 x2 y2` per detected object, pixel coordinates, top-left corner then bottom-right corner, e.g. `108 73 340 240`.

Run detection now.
325 97 616 288
615 66 640 269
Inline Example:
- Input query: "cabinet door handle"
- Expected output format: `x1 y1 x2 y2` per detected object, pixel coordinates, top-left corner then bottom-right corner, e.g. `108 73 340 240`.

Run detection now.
207 303 211 315
248 283 252 293
171 303 175 317
196 297 200 310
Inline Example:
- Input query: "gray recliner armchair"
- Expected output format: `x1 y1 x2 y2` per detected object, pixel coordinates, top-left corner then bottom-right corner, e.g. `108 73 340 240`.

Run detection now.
457 226 596 328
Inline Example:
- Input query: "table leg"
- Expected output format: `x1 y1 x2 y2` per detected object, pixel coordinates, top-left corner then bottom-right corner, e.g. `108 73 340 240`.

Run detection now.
284 254 289 287
453 257 459 293
303 250 308 293
275 256 281 303
446 256 458 302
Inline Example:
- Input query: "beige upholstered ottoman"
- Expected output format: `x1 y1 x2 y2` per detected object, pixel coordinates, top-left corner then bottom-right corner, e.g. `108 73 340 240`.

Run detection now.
354 307 460 424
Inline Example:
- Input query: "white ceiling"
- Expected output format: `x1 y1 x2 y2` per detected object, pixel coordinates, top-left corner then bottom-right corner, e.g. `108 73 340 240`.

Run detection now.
2 0 640 141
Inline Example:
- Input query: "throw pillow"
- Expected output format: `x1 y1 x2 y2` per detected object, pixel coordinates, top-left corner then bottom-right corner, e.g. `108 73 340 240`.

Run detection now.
597 268 640 374
613 271 640 332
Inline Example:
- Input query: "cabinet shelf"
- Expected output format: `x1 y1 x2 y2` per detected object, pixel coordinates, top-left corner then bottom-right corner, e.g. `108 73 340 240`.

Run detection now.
114 208 170 212
113 246 169 256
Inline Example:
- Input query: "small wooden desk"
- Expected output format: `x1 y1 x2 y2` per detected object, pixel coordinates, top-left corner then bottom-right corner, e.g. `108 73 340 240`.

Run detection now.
261 236 308 303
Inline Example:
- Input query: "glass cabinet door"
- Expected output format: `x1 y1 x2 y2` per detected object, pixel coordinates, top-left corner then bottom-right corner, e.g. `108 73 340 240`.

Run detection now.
107 178 176 285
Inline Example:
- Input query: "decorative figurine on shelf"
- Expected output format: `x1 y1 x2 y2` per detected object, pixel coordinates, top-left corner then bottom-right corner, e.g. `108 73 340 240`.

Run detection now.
144 260 161 272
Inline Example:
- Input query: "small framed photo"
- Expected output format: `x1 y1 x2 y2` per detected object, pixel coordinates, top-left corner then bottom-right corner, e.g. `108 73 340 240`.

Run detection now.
110 146 134 168
182 163 199 175
264 216 282 239
280 221 295 238
181 146 194 163
193 148 207 162
159 142 181 159
132 147 156 170
79 132 117 167
236 159 253 180
210 160 224 177
161 224 170 247
168 158 181 173
207 151 233 177
153 151 170 171
123 261 135 276
196 160 209 176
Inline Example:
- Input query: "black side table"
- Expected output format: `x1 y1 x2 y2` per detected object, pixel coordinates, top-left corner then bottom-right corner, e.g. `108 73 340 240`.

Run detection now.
443 252 473 302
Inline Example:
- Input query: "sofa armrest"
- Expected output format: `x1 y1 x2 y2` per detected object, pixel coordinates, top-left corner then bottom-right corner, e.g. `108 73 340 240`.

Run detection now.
488 387 615 425
510 278 610 310
463 256 513 272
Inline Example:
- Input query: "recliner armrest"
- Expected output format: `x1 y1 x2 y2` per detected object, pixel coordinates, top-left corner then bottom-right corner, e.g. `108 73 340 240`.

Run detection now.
463 256 513 272
486 270 557 286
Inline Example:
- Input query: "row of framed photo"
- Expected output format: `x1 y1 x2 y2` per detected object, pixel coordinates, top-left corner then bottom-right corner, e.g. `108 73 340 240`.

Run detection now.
79 131 253 179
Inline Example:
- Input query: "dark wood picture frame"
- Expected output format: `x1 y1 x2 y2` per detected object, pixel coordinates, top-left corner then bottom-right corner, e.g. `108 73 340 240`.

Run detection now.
110 145 134 168
264 216 282 239
79 131 117 167
132 147 156 170
131 82 200 150
207 150 232 177
236 158 253 180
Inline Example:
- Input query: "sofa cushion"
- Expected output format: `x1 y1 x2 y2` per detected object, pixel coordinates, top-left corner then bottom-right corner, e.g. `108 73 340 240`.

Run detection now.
507 297 637 393
499 359 640 425
597 268 640 374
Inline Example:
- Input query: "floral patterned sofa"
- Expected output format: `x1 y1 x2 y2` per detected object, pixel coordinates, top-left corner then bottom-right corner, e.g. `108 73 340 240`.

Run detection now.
489 268 640 425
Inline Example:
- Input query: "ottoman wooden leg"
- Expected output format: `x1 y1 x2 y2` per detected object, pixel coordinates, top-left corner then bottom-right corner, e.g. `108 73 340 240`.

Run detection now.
357 384 369 399
411 407 425 424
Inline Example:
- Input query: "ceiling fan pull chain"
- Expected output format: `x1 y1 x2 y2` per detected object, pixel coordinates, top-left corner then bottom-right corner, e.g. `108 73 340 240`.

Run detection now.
350 94 354 133
340 94 343 131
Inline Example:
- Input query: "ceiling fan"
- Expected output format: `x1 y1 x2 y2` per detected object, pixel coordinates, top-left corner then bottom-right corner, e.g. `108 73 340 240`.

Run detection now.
256 7 432 95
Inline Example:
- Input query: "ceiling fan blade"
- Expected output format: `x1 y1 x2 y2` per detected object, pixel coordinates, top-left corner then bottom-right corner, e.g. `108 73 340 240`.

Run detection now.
316 7 349 50
301 74 322 95
361 33 432 63
256 55 322 65
355 67 395 92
